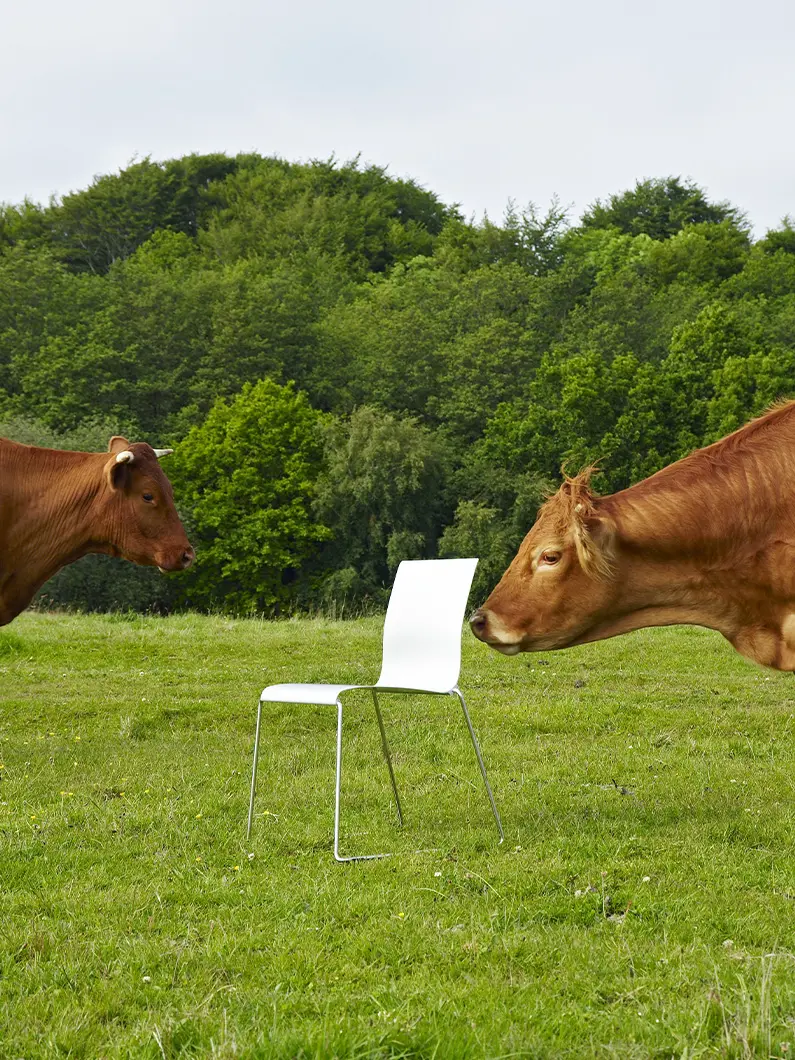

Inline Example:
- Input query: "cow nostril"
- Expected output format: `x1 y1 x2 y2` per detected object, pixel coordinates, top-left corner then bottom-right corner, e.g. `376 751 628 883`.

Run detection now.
181 549 194 569
469 608 487 638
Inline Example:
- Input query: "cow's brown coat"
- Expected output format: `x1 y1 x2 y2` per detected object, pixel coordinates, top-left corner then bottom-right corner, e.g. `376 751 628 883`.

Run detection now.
0 435 193 626
471 401 795 670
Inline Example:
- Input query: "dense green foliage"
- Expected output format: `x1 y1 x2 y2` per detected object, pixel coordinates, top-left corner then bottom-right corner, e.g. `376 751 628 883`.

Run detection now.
167 379 329 613
1 158 793 613
4 613 795 1056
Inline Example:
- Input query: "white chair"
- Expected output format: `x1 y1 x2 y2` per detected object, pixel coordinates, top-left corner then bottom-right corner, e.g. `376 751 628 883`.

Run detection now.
246 558 504 862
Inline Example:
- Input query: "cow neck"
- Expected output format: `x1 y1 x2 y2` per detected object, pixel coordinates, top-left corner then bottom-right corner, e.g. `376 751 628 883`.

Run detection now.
596 466 779 640
8 447 113 574
608 441 777 559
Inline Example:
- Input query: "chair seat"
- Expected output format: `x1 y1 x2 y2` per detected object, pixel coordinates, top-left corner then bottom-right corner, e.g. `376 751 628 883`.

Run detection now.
261 681 461 705
260 683 363 705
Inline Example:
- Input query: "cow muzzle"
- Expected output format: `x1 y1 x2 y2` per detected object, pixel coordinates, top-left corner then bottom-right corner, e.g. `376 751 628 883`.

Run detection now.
469 608 489 640
158 546 195 573
469 607 523 655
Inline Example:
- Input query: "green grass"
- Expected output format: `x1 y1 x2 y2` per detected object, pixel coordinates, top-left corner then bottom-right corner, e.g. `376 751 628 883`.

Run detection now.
3 613 795 1058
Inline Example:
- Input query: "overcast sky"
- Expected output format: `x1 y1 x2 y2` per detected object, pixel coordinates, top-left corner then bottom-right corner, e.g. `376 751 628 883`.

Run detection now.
2 0 793 235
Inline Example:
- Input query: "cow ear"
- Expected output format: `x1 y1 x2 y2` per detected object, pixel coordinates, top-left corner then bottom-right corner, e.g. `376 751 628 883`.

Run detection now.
105 452 132 492
108 436 131 454
573 507 617 579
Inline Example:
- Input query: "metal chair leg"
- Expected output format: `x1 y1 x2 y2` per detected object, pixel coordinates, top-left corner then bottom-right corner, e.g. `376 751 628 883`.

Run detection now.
453 689 504 843
333 697 392 863
246 699 264 841
371 690 404 826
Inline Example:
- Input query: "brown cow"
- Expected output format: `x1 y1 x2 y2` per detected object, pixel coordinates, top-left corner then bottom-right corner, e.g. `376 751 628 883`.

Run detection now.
470 401 795 671
0 435 194 627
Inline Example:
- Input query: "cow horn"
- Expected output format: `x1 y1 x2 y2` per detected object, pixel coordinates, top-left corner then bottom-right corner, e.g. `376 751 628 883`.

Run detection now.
153 448 173 459
115 450 135 464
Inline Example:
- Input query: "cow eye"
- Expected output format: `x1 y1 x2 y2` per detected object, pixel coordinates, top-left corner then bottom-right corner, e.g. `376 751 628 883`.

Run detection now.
540 551 561 565
143 493 154 503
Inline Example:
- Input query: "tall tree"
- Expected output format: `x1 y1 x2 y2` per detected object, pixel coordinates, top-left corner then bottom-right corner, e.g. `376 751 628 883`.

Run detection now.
313 407 450 606
581 177 745 241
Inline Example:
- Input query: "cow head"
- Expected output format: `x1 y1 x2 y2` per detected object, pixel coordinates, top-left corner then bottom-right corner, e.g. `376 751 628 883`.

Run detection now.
104 436 194 572
470 470 619 653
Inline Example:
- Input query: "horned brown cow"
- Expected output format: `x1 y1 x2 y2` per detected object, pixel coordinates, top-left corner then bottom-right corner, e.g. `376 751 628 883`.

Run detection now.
0 435 194 627
470 400 795 671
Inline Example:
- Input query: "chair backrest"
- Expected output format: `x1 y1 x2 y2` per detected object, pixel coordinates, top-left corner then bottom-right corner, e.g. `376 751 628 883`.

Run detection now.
376 558 478 693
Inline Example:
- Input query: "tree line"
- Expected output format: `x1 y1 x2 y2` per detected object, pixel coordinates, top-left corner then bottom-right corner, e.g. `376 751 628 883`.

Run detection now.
1 154 793 613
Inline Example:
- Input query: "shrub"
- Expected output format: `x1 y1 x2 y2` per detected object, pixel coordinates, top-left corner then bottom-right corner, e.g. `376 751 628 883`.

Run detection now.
167 379 328 614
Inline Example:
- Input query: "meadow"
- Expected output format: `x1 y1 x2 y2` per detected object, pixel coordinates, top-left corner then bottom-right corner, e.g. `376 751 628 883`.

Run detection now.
2 612 795 1058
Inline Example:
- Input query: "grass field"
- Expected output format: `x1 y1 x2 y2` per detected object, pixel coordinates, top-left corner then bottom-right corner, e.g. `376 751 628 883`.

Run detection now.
3 612 795 1058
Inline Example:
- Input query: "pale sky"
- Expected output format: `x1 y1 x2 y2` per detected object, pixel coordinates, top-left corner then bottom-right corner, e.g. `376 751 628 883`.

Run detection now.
2 0 793 235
